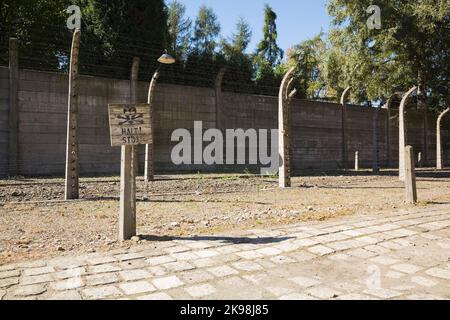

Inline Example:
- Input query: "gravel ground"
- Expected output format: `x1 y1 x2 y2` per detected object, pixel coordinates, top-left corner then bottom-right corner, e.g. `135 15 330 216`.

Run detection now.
1 169 450 265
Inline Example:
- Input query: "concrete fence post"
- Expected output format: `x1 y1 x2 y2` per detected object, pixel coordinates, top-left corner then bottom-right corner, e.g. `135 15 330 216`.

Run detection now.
8 38 19 177
385 92 403 168
65 29 81 200
436 108 449 170
399 87 418 181
278 67 296 188
340 87 351 170
372 106 380 172
215 68 226 130
144 68 159 182
404 145 417 204
354 151 359 171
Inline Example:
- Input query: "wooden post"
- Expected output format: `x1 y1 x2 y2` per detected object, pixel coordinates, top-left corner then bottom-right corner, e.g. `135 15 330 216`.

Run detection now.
340 87 351 170
109 104 151 241
404 146 417 204
130 58 140 219
119 145 135 240
354 151 359 171
399 87 417 181
372 106 380 172
8 38 19 177
65 29 81 200
436 108 449 170
144 69 159 182
279 67 296 188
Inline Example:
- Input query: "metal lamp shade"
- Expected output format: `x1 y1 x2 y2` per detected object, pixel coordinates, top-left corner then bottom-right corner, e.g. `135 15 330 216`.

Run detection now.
157 53 176 65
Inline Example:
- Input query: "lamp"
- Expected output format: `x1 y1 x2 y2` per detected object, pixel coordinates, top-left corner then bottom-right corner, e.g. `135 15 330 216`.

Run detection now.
157 50 176 65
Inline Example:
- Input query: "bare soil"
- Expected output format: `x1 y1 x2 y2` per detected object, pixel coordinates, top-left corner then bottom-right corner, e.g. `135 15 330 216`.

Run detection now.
1 169 450 265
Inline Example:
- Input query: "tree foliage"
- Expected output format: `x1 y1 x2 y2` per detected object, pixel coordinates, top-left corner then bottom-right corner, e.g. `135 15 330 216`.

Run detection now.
0 0 69 70
167 0 191 60
284 34 327 99
255 4 284 67
74 0 168 78
327 0 450 108
191 5 221 56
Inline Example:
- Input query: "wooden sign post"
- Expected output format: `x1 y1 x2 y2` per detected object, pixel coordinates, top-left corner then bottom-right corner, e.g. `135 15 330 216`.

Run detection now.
404 146 417 204
109 104 151 240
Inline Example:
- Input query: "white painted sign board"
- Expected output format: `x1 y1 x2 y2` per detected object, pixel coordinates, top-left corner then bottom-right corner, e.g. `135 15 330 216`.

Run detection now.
108 104 151 146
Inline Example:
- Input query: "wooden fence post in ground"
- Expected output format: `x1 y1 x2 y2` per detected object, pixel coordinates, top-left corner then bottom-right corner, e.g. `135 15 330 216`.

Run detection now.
65 29 81 200
109 104 152 241
404 146 417 204
119 144 135 240
8 38 19 177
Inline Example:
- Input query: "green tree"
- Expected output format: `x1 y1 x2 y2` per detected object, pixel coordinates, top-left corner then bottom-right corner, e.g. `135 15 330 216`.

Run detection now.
74 0 168 78
0 0 70 70
191 5 221 56
167 0 191 60
255 4 284 68
253 4 284 94
221 18 254 93
327 0 450 108
221 18 252 68
283 34 327 99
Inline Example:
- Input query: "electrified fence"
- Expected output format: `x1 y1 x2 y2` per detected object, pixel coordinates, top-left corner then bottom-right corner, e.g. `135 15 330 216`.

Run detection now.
0 28 449 178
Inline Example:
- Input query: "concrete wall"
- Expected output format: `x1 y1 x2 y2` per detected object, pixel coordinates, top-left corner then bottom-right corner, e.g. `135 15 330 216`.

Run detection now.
0 66 447 176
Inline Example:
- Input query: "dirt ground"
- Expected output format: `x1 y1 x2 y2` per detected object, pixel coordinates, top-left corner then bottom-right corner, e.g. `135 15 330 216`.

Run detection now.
1 169 450 266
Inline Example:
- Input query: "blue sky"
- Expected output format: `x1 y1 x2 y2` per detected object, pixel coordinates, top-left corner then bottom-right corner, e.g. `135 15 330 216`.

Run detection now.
177 0 331 53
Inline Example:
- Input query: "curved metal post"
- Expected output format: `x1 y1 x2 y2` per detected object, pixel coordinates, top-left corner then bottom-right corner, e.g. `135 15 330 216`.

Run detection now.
437 108 450 170
384 92 403 167
279 67 296 188
399 87 418 181
144 69 160 182
340 87 351 170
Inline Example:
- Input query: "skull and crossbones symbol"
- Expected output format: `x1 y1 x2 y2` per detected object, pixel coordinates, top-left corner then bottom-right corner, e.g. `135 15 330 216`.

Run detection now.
117 107 144 126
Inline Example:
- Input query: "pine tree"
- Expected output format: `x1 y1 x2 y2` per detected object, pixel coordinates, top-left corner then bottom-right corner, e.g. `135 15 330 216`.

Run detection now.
191 5 221 56
167 0 191 60
255 5 284 67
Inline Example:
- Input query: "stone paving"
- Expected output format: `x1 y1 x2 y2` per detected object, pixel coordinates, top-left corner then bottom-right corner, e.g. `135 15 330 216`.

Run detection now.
0 205 449 300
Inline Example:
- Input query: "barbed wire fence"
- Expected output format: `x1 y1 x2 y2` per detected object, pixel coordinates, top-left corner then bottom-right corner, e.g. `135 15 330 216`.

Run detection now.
0 22 293 178
0 21 441 179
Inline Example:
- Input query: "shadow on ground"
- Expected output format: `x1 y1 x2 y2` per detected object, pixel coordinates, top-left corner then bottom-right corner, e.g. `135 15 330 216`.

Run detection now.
139 235 295 245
